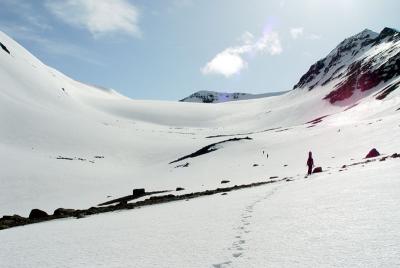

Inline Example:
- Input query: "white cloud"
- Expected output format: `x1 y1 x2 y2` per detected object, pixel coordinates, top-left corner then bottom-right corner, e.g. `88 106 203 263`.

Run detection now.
290 27 322 41
290 27 304 39
201 50 248 77
239 31 255 45
45 0 141 38
202 31 282 77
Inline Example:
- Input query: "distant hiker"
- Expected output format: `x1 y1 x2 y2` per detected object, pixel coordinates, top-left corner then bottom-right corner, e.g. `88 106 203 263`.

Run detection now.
307 151 314 176
262 150 265 155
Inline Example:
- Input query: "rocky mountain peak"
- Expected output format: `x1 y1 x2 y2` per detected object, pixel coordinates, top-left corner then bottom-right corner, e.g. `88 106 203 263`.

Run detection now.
293 27 400 104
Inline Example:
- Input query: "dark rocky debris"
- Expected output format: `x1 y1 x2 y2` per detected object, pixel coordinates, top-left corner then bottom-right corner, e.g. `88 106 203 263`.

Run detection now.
98 189 170 206
54 208 76 217
375 81 400 100
306 115 329 125
169 137 252 164
0 179 281 230
56 156 74 160
221 180 230 184
175 162 189 168
56 156 96 163
0 41 10 54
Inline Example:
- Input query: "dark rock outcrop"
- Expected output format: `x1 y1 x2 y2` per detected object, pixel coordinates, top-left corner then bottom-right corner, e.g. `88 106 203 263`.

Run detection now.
0 215 28 229
375 81 400 100
169 137 252 164
313 167 323 173
53 208 76 217
221 180 230 184
0 178 283 230
132 188 145 196
176 187 185 191
0 42 10 54
28 209 49 220
366 148 380 158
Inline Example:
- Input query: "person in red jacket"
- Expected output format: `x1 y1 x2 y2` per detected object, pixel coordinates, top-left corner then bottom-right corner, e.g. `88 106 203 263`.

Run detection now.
307 151 314 176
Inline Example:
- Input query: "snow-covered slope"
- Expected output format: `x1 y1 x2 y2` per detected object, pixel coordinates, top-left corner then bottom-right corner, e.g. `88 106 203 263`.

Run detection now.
0 27 399 221
2 160 399 268
179 90 286 103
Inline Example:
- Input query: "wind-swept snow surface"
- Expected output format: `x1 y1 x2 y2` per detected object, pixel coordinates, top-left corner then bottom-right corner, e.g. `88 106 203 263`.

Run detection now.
1 160 399 268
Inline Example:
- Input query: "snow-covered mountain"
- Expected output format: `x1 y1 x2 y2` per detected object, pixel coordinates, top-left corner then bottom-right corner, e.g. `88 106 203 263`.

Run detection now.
1 28 400 267
180 90 286 103
294 27 400 104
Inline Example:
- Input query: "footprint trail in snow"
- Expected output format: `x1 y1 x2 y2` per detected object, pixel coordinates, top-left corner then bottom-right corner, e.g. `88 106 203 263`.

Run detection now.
212 185 280 267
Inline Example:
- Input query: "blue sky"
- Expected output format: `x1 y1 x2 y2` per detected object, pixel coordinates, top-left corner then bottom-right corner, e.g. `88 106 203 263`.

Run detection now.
0 0 399 100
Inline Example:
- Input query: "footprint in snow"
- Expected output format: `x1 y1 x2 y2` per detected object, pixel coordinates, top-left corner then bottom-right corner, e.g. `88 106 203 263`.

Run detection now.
212 261 232 268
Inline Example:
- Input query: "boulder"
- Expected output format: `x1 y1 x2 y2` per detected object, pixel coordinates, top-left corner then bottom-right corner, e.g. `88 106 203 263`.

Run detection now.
132 188 145 196
28 209 48 220
365 148 380 158
176 187 185 191
221 180 230 184
53 208 76 217
313 167 323 173
0 215 28 227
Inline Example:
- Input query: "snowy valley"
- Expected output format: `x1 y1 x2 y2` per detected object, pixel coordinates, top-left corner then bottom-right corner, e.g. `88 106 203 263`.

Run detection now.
0 27 400 267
